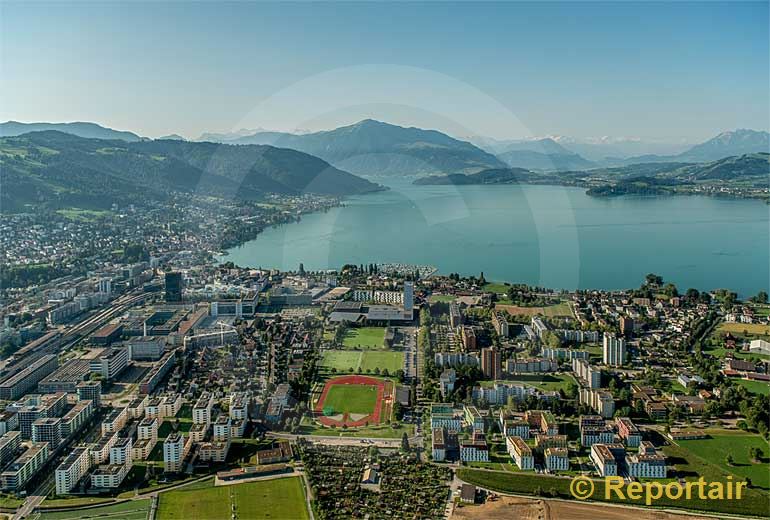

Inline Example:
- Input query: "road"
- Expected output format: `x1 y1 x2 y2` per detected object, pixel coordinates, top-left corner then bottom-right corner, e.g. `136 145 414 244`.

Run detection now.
13 478 53 520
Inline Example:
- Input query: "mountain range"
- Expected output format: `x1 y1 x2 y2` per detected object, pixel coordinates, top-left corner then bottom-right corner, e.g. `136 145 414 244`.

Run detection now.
1 119 767 191
0 131 381 212
0 121 143 142
205 119 506 177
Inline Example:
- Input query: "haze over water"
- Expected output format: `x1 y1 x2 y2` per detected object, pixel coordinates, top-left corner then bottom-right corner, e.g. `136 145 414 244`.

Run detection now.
222 181 769 297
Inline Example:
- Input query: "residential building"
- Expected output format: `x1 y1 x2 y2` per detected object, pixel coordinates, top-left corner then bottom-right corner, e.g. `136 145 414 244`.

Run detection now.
506 435 534 470
460 432 489 462
492 312 509 338
544 447 570 472
602 333 626 366
55 446 91 495
32 417 62 449
163 432 189 473
193 392 215 426
0 443 49 490
616 417 642 447
480 347 501 380
591 443 620 477
101 407 128 435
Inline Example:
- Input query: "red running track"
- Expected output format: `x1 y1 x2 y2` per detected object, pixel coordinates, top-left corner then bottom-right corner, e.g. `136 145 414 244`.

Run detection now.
314 375 386 427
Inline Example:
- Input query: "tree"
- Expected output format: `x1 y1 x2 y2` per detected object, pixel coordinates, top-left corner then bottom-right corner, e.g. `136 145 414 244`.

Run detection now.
645 273 663 287
726 454 734 466
752 291 768 304
401 432 410 452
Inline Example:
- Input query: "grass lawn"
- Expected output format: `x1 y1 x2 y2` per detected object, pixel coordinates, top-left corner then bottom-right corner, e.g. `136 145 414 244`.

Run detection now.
676 434 770 489
429 294 456 303
482 373 576 393
323 384 379 415
358 351 403 373
157 477 309 520
157 482 231 520
732 378 770 396
321 350 362 372
39 500 151 520
299 416 413 438
341 327 386 350
232 476 309 520
321 350 403 374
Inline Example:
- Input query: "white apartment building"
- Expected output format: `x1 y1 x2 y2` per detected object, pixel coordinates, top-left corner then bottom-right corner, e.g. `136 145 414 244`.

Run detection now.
193 393 215 426
55 446 91 495
602 333 626 366
544 447 570 472
163 432 189 473
506 435 534 470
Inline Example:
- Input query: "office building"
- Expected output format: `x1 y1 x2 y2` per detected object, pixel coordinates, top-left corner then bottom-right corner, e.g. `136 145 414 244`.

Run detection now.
0 355 58 400
90 348 129 380
165 271 183 302
76 380 102 408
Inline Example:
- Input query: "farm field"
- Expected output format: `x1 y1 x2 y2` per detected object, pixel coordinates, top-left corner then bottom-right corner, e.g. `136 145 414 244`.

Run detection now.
323 384 379 415
341 327 386 349
156 477 309 520
676 434 770 489
39 499 151 520
321 349 403 374
716 321 770 339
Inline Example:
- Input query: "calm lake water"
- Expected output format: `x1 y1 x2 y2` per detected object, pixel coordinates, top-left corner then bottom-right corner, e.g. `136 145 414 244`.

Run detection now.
221 181 769 296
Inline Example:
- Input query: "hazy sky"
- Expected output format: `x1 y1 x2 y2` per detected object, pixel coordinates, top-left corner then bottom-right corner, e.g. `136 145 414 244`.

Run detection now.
1 2 767 140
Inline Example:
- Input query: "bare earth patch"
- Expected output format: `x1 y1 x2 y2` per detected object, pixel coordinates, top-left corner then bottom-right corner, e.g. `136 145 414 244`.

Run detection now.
451 496 712 520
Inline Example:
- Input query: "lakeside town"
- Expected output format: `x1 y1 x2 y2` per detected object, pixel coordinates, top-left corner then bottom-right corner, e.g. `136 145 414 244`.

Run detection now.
0 225 767 519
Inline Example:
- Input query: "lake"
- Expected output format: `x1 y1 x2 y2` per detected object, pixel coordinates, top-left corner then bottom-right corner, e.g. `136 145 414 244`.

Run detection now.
221 181 769 296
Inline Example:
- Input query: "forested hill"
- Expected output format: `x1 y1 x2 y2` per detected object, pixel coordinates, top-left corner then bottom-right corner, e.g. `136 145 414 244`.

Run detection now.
0 131 383 212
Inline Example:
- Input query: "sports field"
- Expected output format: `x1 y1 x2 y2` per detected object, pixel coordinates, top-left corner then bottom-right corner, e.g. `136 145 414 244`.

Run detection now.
321 349 403 373
323 383 379 414
341 327 386 349
314 375 388 427
156 477 309 520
